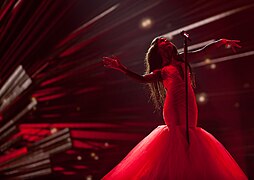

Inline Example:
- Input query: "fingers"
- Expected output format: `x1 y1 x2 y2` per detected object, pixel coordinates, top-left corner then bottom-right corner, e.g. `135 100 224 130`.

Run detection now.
102 57 113 68
102 58 110 65
224 40 242 52
231 40 240 43
103 56 119 62
102 55 121 70
103 57 113 61
229 40 241 47
102 56 121 64
110 56 120 64
103 57 114 64
111 55 119 60
223 39 240 43
103 62 114 69
232 42 242 48
233 44 242 48
102 56 119 69
232 46 236 53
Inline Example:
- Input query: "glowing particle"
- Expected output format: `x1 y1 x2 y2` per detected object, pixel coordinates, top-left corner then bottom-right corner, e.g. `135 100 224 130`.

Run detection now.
140 18 152 29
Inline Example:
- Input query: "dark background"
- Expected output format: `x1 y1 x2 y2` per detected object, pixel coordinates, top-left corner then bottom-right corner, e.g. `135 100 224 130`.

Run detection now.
0 0 253 179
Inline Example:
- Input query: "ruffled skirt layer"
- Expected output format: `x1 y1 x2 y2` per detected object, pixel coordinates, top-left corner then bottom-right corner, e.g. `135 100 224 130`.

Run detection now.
103 125 247 180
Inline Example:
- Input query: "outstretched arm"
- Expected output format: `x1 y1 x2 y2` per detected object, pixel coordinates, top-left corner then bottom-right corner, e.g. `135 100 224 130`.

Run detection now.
102 57 161 83
180 39 241 61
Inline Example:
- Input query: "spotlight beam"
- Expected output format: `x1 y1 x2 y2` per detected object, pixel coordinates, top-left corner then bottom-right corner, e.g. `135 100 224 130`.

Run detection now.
56 3 120 49
0 65 23 99
0 65 32 112
178 39 215 52
163 4 254 39
0 98 37 136
74 4 120 33
192 51 254 68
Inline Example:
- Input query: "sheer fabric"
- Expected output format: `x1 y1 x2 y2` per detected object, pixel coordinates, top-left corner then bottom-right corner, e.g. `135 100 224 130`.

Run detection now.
103 64 247 180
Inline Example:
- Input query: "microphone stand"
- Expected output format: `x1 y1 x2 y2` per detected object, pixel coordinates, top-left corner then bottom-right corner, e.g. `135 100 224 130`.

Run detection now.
181 31 191 144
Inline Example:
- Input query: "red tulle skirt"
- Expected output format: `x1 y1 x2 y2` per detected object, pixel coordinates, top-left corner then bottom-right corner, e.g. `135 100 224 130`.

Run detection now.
103 125 247 180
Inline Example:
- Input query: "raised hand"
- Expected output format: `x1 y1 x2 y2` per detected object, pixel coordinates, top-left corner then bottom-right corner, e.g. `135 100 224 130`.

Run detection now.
102 56 126 73
220 39 241 53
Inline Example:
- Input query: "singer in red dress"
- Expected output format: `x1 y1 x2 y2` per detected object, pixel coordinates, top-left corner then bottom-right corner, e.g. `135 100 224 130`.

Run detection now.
102 37 247 179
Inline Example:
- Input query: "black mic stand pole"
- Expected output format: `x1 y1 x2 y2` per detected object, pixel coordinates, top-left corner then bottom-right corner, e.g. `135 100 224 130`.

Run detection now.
181 31 191 145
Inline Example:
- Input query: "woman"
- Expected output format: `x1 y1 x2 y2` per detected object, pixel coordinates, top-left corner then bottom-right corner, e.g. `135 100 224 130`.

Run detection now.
102 37 247 179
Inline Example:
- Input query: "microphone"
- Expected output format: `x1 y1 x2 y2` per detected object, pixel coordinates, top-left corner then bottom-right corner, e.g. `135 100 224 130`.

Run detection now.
180 31 191 41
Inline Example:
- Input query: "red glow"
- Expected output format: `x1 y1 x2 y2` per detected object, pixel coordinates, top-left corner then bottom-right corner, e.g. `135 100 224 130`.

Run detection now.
20 127 51 142
0 147 27 164
74 87 101 95
8 131 23 140
41 114 62 118
20 128 50 135
32 87 63 97
40 74 69 87
71 130 143 141
66 150 76 154
37 93 66 101
59 37 95 57
62 171 76 175
20 123 121 129
25 136 41 142
53 166 65 171
73 140 93 149
73 165 87 169
40 105 72 111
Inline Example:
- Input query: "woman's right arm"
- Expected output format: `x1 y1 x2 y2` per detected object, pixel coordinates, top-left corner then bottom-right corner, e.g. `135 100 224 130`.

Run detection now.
102 57 161 83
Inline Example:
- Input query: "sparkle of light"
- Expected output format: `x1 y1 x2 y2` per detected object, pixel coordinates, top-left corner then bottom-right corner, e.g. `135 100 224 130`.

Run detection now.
210 63 216 69
197 93 208 104
50 128 58 134
77 155 82 160
140 18 152 29
205 58 211 64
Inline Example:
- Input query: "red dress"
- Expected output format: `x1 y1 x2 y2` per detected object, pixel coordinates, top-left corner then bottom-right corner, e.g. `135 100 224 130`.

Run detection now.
103 64 248 180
